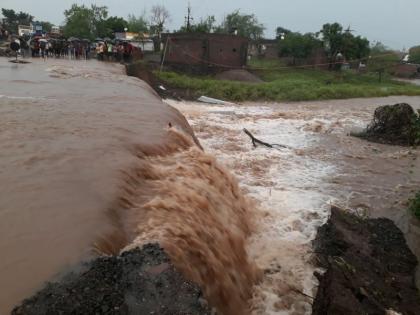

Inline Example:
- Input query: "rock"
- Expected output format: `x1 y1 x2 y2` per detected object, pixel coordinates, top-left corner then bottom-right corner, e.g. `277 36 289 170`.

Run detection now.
312 206 420 315
12 244 210 315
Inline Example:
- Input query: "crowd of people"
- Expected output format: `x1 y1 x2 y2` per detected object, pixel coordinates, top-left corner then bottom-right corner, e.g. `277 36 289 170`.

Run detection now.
95 41 139 63
6 34 141 63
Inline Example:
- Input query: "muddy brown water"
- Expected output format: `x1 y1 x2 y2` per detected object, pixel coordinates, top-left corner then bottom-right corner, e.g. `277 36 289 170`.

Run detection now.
0 58 197 314
168 96 420 314
1 57 420 315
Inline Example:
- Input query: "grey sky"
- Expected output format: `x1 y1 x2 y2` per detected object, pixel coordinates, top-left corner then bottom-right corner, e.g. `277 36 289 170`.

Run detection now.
1 0 418 49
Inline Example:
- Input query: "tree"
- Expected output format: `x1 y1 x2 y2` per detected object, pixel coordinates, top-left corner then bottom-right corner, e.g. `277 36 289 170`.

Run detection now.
150 4 170 37
320 22 344 63
319 22 370 67
63 4 121 39
409 46 420 64
90 4 108 37
279 32 321 64
215 10 264 41
341 32 370 60
127 14 149 33
97 16 128 38
63 4 96 39
1 8 33 34
276 26 291 39
176 15 216 33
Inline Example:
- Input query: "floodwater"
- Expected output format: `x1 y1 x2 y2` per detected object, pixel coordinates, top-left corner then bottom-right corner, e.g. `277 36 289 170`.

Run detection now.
1 56 420 315
168 96 420 314
0 58 196 314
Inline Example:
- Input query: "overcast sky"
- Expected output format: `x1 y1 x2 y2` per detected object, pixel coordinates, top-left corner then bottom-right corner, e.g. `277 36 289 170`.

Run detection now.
1 0 418 49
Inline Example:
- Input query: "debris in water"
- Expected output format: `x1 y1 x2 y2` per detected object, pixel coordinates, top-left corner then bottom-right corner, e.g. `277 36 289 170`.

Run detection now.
243 128 290 149
198 96 234 105
353 103 420 146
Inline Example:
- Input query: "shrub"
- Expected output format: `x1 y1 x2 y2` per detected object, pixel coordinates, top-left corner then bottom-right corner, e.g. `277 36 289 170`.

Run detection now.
409 192 420 219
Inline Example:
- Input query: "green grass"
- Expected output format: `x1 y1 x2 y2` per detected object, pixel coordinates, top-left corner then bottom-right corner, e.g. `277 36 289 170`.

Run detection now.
409 192 420 220
156 67 420 102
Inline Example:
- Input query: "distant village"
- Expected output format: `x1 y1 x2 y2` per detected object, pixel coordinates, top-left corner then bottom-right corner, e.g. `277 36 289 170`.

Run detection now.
1 4 419 78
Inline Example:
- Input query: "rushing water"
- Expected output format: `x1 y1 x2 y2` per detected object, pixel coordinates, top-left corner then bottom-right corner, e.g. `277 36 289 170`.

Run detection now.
167 96 420 314
1 57 420 315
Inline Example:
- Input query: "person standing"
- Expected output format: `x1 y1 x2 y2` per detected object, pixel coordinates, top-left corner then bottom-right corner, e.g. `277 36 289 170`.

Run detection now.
107 42 113 61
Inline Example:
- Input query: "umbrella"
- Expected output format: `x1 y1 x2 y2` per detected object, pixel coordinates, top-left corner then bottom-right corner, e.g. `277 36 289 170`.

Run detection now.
68 37 80 42
95 37 103 42
103 37 111 42
38 38 48 43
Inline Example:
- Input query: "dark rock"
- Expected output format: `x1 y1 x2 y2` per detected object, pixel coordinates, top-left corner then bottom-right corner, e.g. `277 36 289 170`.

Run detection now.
312 206 420 315
12 244 210 315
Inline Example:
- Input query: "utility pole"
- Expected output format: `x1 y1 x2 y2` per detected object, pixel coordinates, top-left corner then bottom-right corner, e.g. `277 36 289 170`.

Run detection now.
185 2 193 31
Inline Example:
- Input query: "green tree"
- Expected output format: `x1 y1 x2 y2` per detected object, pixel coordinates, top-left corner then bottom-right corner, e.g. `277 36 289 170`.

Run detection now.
279 32 321 64
320 22 344 63
276 26 291 39
176 15 216 33
1 8 33 34
97 16 128 38
63 4 96 39
320 22 370 67
341 32 370 60
127 13 149 33
215 10 264 41
409 46 420 64
63 4 109 39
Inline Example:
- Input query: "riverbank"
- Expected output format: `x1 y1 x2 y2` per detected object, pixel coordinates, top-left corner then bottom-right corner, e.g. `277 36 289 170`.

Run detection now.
12 244 210 315
313 206 420 315
153 67 420 103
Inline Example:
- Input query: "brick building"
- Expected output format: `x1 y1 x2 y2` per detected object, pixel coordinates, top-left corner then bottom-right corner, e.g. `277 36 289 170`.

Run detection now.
161 33 248 72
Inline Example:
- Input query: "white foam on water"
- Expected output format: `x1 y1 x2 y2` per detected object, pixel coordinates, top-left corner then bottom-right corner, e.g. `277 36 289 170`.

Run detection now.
166 99 338 314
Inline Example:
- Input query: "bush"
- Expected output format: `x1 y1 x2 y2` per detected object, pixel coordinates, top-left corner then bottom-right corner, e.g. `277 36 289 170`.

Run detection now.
409 192 420 219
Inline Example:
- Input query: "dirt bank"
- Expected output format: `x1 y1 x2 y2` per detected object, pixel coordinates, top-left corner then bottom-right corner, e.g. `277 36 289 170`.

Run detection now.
126 62 198 101
12 243 210 315
313 206 420 315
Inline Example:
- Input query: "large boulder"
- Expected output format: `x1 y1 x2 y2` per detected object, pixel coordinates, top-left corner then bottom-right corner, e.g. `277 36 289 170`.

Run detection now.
312 207 420 315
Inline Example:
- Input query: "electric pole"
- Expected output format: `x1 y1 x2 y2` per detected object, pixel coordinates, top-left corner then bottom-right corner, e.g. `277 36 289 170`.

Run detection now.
185 2 193 31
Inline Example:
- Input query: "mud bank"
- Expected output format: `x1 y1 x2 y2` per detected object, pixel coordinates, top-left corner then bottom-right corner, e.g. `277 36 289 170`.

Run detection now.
313 206 420 315
12 244 210 315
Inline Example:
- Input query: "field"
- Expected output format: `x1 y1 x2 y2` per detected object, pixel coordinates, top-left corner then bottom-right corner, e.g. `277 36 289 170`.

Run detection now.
155 59 420 102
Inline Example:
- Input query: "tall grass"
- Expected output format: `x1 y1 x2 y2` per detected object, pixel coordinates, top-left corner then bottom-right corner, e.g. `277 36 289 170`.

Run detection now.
156 68 420 102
